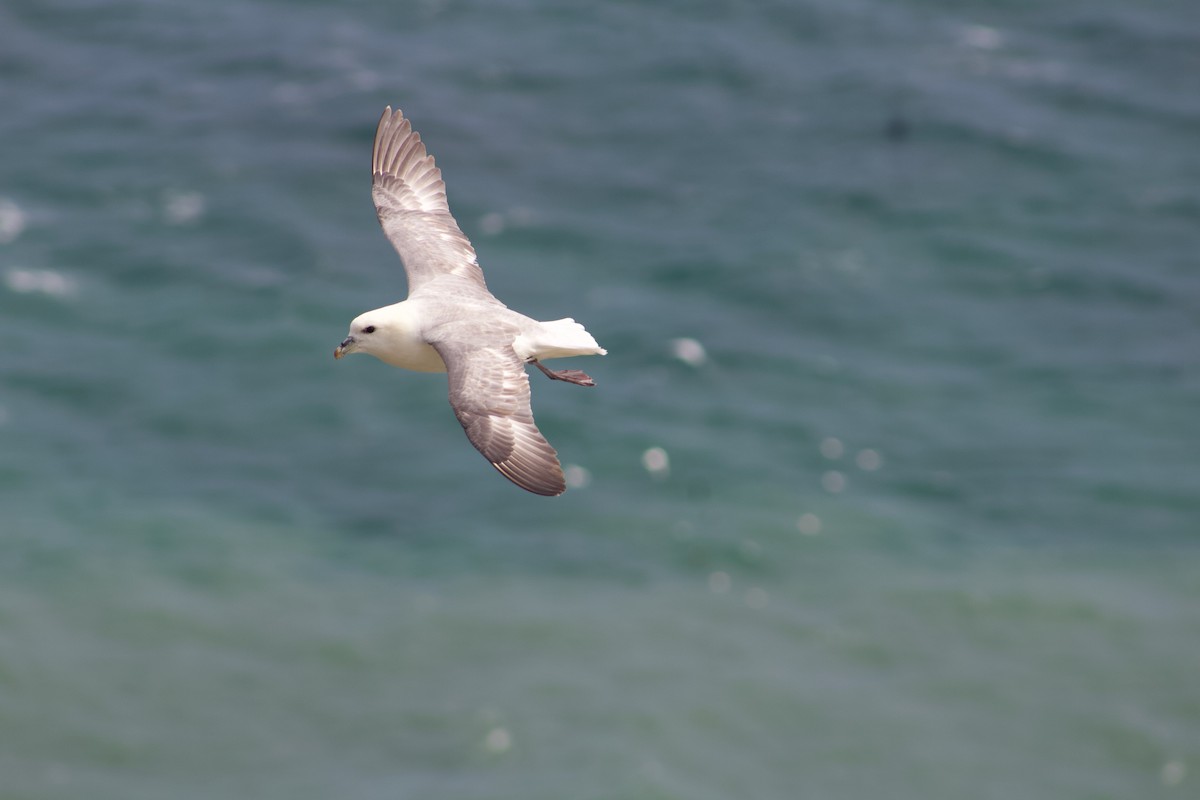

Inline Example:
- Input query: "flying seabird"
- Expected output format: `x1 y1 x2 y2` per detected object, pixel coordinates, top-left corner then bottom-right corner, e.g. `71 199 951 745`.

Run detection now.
334 107 607 496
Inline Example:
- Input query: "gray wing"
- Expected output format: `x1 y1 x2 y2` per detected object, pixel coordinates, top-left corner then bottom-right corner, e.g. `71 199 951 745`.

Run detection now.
372 106 488 294
432 339 565 497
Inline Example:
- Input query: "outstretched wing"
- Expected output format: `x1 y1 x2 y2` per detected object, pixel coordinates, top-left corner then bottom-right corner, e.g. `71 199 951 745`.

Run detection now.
433 339 565 497
372 106 488 294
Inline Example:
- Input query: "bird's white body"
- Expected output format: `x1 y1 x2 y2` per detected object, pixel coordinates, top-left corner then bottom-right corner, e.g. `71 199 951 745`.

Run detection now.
349 297 605 374
334 107 606 496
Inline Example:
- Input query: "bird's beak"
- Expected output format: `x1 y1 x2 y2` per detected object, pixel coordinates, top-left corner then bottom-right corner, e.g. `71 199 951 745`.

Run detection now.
334 336 356 360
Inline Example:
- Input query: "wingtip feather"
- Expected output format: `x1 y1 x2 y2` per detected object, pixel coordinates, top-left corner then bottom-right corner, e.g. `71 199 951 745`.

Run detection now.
492 460 566 496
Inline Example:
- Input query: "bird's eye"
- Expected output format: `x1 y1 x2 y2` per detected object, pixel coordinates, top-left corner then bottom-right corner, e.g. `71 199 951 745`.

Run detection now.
363 325 376 334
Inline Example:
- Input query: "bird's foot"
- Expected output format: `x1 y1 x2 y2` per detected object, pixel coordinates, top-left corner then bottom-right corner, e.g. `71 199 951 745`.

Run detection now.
531 360 596 387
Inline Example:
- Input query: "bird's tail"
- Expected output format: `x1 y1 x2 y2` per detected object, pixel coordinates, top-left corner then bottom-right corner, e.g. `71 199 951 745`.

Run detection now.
515 318 607 361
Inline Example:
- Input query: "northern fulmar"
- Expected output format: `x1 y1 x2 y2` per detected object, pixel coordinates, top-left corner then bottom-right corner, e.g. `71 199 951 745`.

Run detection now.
334 107 606 496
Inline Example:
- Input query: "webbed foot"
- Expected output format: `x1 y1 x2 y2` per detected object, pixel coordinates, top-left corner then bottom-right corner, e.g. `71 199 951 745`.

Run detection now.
530 360 596 387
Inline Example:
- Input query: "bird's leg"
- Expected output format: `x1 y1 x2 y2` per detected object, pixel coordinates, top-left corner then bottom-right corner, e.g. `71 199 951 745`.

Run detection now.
530 359 596 387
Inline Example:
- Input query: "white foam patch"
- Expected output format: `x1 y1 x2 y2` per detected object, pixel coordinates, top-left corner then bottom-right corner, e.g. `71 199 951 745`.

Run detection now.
4 268 76 298
669 337 707 367
856 448 883 471
819 437 844 459
642 446 670 477
163 190 206 225
959 24 1003 50
483 727 512 754
563 464 591 489
0 198 27 243
707 571 731 593
479 212 505 235
796 513 821 535
821 470 846 494
1161 760 1186 787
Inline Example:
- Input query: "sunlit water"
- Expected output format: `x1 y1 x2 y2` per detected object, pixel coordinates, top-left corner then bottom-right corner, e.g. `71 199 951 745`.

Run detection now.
1 1 1198 798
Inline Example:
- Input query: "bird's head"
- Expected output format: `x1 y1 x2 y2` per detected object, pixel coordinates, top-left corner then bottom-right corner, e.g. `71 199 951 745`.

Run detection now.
333 313 383 360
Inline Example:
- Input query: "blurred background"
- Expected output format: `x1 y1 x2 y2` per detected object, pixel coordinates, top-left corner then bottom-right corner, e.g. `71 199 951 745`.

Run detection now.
1 0 1198 797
